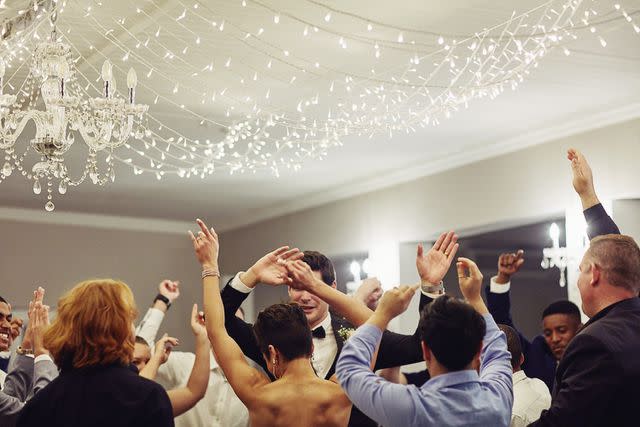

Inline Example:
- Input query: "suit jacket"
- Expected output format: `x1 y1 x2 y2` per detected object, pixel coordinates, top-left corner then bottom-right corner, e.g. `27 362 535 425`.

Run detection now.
487 286 557 391
221 280 430 427
530 297 640 426
16 363 173 427
0 354 58 427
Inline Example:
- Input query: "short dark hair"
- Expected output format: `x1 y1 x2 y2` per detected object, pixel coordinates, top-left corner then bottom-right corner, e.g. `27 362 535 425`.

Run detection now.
254 303 313 361
135 336 150 347
302 251 336 285
498 324 522 370
542 300 581 323
420 295 486 371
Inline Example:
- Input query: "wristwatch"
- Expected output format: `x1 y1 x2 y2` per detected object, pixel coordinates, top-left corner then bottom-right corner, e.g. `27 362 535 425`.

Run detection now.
154 293 171 309
16 346 34 356
421 281 445 295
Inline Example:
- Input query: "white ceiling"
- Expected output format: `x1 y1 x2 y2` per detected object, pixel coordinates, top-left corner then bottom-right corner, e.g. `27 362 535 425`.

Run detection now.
1 0 639 231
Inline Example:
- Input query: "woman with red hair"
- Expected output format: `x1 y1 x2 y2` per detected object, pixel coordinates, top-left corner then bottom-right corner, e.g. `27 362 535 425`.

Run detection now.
17 279 174 427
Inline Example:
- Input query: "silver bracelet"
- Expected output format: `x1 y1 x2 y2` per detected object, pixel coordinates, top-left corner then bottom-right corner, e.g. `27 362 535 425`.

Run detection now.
421 280 444 295
202 268 220 279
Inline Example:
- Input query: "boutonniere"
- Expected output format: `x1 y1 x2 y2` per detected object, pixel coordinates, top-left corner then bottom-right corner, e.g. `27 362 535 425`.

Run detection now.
338 327 356 342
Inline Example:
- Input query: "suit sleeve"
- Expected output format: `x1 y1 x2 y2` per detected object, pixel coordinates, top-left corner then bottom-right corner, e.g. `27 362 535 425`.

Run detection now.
220 283 269 375
0 355 34 426
584 203 620 239
2 354 33 401
373 291 433 370
529 334 618 427
32 357 57 395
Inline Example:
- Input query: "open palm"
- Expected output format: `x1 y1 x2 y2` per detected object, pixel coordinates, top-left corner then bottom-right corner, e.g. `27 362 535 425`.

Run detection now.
252 246 304 286
416 231 459 284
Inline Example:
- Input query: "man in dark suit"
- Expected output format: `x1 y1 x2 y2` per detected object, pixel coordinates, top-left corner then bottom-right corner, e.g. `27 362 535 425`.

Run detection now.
530 232 640 426
221 232 459 426
528 149 638 426
486 147 622 393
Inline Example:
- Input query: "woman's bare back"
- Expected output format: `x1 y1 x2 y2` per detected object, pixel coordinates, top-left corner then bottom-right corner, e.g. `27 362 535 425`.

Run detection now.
248 377 352 427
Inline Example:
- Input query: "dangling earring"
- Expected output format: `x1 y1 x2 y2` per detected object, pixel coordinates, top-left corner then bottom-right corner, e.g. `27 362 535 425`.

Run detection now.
272 358 280 379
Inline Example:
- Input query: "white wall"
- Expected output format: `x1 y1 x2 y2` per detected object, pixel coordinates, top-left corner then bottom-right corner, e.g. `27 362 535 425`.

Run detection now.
613 199 640 242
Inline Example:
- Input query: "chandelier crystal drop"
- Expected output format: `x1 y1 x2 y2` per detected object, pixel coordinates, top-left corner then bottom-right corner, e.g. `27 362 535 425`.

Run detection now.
0 12 148 211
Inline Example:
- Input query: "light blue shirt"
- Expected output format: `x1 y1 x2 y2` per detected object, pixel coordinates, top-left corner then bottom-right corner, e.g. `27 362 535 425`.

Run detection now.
336 313 513 427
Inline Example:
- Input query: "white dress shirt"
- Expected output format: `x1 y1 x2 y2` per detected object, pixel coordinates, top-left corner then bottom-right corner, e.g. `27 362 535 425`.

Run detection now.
136 307 251 427
310 312 337 379
510 369 552 427
230 272 338 379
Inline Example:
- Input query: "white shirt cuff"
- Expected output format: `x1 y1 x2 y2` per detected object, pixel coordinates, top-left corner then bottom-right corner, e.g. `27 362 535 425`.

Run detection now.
490 276 511 293
34 354 53 364
230 272 254 294
421 286 446 299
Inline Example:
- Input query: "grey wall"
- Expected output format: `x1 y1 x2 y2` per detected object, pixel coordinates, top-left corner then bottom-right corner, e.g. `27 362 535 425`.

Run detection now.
0 218 203 350
613 199 640 242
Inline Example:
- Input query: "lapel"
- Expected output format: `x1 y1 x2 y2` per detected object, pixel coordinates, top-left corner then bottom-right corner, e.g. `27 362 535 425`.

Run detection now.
324 311 353 380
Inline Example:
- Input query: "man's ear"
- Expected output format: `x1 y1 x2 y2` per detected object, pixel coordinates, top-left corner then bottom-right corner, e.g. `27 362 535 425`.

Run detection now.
590 262 601 287
421 341 431 363
268 345 277 363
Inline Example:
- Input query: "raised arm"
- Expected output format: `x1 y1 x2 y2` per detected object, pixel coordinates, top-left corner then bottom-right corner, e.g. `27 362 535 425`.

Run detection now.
567 148 620 238
136 280 180 346
139 334 179 380
220 246 303 375
286 260 374 326
486 250 524 328
190 219 268 406
458 258 512 407
166 304 210 417
335 286 419 426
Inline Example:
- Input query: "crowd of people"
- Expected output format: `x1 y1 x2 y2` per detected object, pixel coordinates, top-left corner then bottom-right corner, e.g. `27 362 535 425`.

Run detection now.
1 148 639 427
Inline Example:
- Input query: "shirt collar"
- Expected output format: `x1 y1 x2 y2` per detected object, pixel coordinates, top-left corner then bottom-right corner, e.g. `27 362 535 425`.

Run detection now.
421 369 479 390
316 311 333 333
512 369 527 385
581 297 637 331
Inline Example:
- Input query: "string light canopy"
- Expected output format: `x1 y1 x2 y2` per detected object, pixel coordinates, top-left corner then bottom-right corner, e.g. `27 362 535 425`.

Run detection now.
0 0 638 210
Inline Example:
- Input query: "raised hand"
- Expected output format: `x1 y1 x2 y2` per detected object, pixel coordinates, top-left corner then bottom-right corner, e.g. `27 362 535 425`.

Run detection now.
353 277 383 310
457 257 483 302
190 304 207 339
21 287 45 350
154 333 179 365
416 231 459 284
189 218 219 270
242 246 304 288
284 259 320 292
376 285 419 321
29 301 50 357
159 280 181 303
567 148 599 209
496 250 524 284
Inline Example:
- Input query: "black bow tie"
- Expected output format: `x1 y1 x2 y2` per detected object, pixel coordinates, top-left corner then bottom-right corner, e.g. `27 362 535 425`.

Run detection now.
312 326 326 339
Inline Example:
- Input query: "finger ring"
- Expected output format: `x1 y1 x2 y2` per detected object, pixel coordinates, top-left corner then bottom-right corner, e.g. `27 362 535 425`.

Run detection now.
444 252 450 257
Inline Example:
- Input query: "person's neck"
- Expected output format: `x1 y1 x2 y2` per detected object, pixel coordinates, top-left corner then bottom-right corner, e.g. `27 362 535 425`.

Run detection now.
428 361 474 379
591 286 636 317
280 357 317 379
309 311 329 330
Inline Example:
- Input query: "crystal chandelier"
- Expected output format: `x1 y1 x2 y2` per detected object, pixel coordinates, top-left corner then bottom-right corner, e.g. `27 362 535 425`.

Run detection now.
0 11 148 212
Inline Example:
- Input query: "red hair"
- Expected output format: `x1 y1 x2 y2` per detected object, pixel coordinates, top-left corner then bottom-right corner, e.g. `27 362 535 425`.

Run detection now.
44 279 138 369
